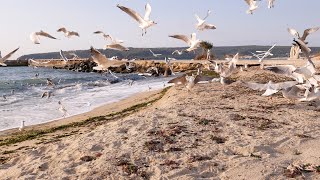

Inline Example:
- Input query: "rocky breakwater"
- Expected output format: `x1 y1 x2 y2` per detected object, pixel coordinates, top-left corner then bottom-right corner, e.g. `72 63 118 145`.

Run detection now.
61 59 209 76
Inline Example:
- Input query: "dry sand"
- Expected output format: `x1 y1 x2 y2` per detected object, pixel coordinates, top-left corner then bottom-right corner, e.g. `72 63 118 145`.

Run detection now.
1 67 320 179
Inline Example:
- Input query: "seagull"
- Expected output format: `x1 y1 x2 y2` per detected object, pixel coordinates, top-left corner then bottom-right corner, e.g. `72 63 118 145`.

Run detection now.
94 31 111 40
264 65 304 83
168 74 212 90
211 53 239 86
104 43 129 51
169 33 201 52
90 47 124 71
164 57 175 75
149 49 162 57
244 0 259 14
94 31 124 44
0 47 20 66
46 78 55 86
195 10 216 31
250 44 276 63
19 120 25 131
241 80 298 96
30 30 57 44
57 27 80 38
172 50 183 55
268 0 275 8
117 3 157 36
281 85 305 101
58 101 69 117
41 91 52 99
288 27 320 44
2 95 7 100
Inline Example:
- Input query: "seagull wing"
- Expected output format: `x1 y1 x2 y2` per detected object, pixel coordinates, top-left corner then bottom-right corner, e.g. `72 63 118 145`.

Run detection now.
169 35 191 45
301 27 320 41
57 27 67 33
37 31 57 40
0 47 19 64
60 50 69 62
93 31 104 34
287 28 300 38
30 32 40 44
242 81 268 91
117 4 144 24
203 23 217 30
244 0 252 6
144 3 152 21
203 10 211 20
272 81 298 90
195 14 202 23
69 31 80 37
264 65 296 76
194 75 213 84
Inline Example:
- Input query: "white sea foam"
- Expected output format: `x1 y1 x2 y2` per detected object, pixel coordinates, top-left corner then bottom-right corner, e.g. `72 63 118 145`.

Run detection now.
0 67 172 131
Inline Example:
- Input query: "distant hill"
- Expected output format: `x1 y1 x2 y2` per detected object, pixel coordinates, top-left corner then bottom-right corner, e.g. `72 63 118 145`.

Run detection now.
18 46 320 60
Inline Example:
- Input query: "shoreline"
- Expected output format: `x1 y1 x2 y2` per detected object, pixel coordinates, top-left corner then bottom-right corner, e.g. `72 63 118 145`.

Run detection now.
0 89 163 137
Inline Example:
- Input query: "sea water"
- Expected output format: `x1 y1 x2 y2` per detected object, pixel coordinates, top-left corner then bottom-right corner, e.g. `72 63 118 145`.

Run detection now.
0 67 172 131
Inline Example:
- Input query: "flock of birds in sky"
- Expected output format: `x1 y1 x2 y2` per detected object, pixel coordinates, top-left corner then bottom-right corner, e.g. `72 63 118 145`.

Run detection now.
2 0 320 131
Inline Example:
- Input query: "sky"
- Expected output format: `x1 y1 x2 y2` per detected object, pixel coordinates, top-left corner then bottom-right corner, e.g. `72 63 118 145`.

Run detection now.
1 0 320 58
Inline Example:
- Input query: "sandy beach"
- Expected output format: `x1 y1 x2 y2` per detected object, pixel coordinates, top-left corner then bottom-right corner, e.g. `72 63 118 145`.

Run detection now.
1 66 320 179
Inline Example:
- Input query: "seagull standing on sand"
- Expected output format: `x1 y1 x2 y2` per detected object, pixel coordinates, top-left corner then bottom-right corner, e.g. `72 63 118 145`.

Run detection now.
169 33 201 52
244 0 258 14
195 10 216 31
19 120 25 131
149 49 162 57
168 74 212 90
58 101 69 117
117 3 157 36
30 30 57 44
0 47 20 66
57 27 80 38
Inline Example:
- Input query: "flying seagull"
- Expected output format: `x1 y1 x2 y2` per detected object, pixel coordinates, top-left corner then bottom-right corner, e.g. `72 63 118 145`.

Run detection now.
288 27 320 43
169 33 201 52
149 49 162 57
244 0 259 14
117 3 157 36
94 31 124 44
57 27 80 38
30 30 57 44
241 80 298 96
172 50 183 55
94 31 111 40
104 43 129 51
195 10 216 31
0 47 20 66
90 46 124 70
